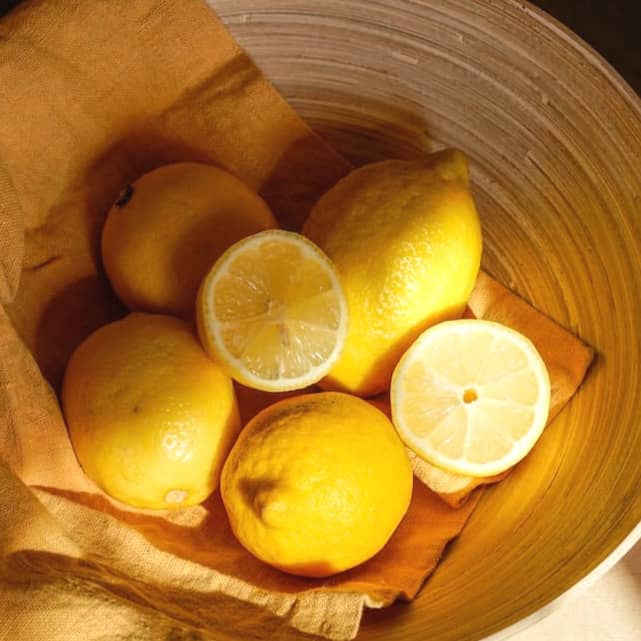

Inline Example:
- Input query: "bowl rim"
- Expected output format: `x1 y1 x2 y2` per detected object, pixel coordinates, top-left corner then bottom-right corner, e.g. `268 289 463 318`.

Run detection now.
484 520 641 640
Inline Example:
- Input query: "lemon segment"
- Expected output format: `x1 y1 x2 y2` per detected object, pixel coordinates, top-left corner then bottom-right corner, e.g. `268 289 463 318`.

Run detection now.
391 319 550 477
197 230 348 392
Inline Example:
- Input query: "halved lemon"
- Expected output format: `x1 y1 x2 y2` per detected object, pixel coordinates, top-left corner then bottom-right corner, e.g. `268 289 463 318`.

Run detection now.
391 319 551 477
197 230 348 392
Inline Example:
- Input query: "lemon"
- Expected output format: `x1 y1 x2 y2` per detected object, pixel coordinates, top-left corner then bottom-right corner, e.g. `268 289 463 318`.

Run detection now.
62 313 240 509
101 162 277 317
197 230 348 392
391 319 551 477
220 392 413 577
303 148 482 397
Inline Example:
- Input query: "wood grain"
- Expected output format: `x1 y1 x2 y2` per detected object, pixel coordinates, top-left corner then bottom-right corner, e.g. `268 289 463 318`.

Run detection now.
1 1 638 95
211 1 641 641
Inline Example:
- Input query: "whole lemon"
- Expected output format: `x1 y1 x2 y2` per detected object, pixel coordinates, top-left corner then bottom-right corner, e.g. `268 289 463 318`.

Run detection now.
101 162 278 317
62 313 240 509
220 392 413 577
303 148 482 397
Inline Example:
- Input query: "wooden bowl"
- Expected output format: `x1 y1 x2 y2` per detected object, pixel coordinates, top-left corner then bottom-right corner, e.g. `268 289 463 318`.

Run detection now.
213 1 641 639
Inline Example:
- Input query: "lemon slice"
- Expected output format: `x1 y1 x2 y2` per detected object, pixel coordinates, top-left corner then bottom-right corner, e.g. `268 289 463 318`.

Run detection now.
391 319 551 477
197 230 348 392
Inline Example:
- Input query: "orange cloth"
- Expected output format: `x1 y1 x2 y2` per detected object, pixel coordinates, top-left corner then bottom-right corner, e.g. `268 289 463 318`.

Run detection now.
0 1 593 640
410 272 594 507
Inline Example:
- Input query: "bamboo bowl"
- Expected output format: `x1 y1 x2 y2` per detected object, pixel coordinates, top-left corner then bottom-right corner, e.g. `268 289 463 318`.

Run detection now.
213 1 641 640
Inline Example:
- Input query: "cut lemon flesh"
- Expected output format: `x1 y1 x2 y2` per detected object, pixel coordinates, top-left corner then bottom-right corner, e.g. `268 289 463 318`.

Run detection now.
391 319 550 477
197 230 348 392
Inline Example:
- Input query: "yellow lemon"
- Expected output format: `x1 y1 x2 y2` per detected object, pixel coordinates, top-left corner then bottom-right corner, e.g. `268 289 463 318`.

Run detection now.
391 319 551 477
197 230 348 392
220 392 413 577
101 162 277 317
303 148 482 397
62 313 240 509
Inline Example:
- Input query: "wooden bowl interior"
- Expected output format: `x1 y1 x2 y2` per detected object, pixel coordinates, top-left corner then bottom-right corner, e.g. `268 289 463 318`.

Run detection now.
214 1 641 640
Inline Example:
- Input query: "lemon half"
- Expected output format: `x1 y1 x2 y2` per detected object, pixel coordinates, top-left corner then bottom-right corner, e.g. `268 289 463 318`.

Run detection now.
391 319 550 477
197 230 348 392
